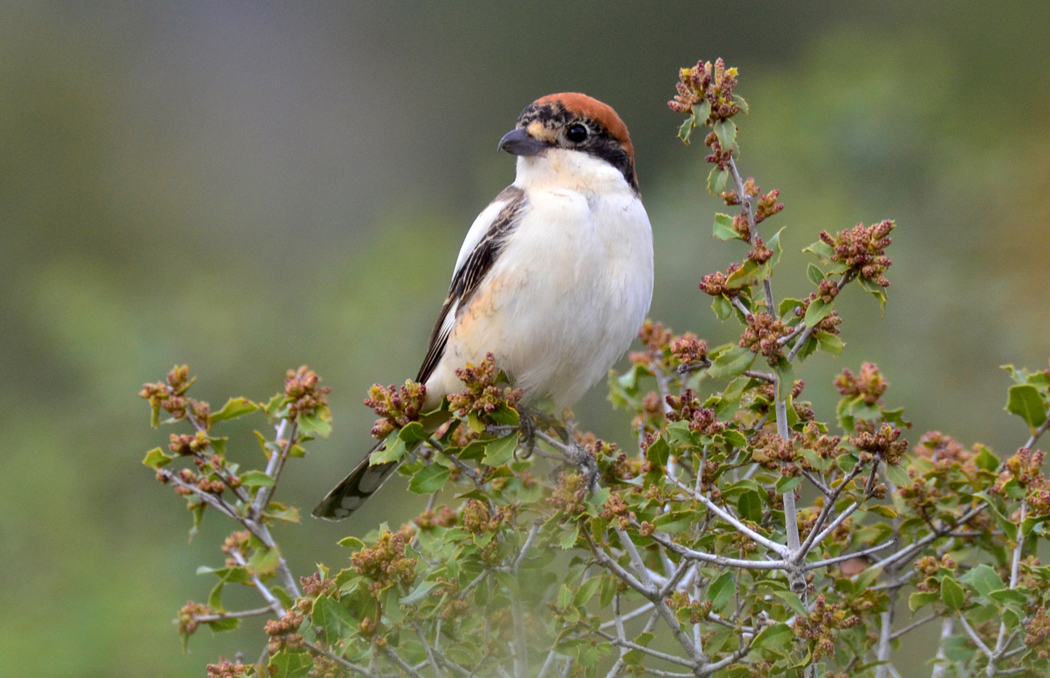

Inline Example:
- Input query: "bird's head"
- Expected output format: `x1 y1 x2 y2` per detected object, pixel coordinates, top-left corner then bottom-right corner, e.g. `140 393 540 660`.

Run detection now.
499 93 638 194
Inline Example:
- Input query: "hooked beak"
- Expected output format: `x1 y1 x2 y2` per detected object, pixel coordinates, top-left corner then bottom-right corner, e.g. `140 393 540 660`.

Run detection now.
498 127 548 156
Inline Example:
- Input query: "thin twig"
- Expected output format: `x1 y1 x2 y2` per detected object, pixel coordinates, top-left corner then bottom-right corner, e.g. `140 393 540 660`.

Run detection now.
804 539 897 571
890 612 938 640
672 478 789 555
303 641 376 678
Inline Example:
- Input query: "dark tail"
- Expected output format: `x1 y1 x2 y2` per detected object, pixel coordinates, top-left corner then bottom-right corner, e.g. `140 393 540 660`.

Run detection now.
312 439 402 521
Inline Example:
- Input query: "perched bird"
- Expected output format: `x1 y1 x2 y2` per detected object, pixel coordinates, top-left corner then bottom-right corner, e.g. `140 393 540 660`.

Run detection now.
313 93 654 520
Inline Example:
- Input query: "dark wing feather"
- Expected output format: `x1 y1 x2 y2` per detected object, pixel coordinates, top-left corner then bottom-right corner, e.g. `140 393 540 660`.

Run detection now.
415 186 526 384
312 187 527 522
311 439 398 520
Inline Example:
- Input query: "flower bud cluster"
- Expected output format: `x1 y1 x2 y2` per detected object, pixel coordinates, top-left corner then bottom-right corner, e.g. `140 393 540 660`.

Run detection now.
365 380 427 439
283 366 331 418
795 422 845 462
221 530 251 567
205 658 252 678
792 594 859 660
665 590 713 624
177 600 213 636
446 353 523 419
547 471 588 516
850 423 907 466
139 365 209 425
1025 606 1050 660
350 529 417 593
993 448 1050 515
462 498 505 534
834 363 888 405
665 389 726 436
739 312 790 365
413 506 458 530
820 220 894 287
577 432 635 483
264 610 305 654
668 58 740 122
699 262 741 296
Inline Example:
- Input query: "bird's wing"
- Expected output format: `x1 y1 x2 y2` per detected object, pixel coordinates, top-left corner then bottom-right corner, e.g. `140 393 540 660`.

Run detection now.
311 439 398 520
416 185 526 384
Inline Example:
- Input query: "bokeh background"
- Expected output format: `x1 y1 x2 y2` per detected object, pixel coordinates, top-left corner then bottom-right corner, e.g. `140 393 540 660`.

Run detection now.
2 2 1049 675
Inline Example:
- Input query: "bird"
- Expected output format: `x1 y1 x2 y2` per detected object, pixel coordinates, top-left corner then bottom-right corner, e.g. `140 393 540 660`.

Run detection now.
313 93 654 521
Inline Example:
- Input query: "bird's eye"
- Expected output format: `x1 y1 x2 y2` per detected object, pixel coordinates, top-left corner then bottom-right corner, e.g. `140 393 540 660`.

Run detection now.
566 124 588 143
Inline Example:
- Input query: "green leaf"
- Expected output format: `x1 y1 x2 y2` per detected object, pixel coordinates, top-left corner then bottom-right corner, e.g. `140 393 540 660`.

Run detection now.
771 590 808 616
713 213 739 240
941 576 965 611
712 295 733 321
962 565 1005 599
297 407 333 439
803 240 835 260
804 298 833 327
708 346 757 380
908 591 940 611
370 434 408 465
1005 384 1047 430
652 510 695 535
312 596 354 645
736 490 763 522
694 99 712 125
775 475 802 494
988 588 1029 606
558 523 579 550
713 119 737 150
398 421 429 444
974 445 1000 472
646 436 670 470
247 547 280 576
209 397 259 425
707 571 735 613
884 462 910 488
779 298 803 320
677 114 695 143
239 470 275 487
806 264 825 285
268 650 313 678
725 259 769 291
751 623 793 650
975 492 1018 542
815 332 844 356
574 576 603 608
731 94 748 116
265 503 301 523
204 617 239 633
408 464 451 495
482 434 519 467
142 447 174 469
707 166 729 195
723 429 748 448
401 579 440 606
337 536 365 550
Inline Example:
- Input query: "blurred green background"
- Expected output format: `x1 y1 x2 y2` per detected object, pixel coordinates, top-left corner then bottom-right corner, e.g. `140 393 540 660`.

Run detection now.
2 2 1049 675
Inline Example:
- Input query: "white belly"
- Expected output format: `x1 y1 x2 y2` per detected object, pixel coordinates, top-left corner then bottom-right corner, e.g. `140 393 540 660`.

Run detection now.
427 187 654 409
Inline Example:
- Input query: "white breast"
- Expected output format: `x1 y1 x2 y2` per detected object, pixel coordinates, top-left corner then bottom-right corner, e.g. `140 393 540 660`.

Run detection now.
425 150 654 409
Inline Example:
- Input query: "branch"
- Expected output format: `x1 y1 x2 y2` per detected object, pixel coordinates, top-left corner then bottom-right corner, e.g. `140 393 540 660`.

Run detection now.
890 613 938 641
193 606 274 623
957 614 994 659
804 539 897 571
592 628 697 668
644 524 787 571
1024 415 1050 450
672 478 789 556
303 641 378 678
